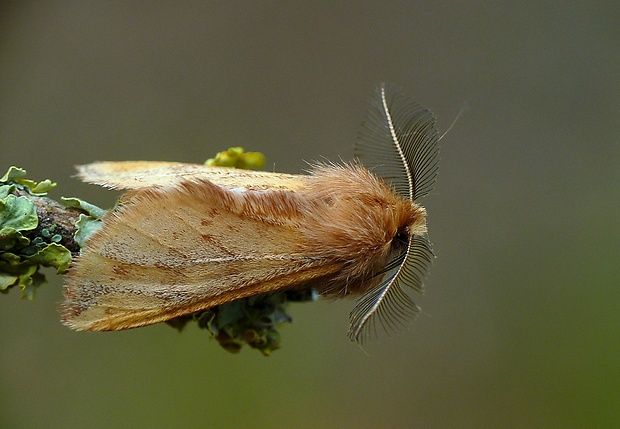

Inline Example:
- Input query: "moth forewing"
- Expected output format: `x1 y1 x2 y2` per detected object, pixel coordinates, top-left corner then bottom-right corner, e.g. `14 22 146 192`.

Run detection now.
76 161 307 192
62 176 345 331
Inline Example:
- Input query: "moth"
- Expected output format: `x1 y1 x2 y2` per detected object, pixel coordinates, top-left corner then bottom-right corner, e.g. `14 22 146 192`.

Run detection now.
61 83 440 343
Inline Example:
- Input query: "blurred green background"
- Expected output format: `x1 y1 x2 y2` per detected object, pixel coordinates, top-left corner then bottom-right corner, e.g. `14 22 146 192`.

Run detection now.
1 2 618 428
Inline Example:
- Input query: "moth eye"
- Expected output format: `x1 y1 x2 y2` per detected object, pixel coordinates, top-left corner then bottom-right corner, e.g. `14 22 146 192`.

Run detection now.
392 228 409 251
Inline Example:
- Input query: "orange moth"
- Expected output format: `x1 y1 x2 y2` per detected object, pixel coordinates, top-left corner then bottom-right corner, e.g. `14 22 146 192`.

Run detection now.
61 83 439 343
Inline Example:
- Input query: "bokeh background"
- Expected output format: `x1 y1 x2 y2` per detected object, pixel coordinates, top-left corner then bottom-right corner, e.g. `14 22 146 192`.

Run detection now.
1 2 618 428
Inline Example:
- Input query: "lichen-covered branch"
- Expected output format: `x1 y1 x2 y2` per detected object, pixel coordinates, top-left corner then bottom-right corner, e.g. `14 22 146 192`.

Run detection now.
0 167 78 299
1 148 314 356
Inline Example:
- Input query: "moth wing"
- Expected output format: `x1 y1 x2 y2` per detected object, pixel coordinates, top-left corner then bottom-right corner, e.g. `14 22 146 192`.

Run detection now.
76 161 307 192
61 178 338 331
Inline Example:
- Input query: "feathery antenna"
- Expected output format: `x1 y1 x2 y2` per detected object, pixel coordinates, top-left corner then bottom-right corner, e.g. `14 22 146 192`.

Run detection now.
350 83 440 343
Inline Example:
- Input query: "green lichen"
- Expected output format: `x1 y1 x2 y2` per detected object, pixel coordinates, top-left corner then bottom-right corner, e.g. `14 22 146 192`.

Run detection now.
169 289 316 356
0 191 38 249
205 147 266 170
72 214 102 248
61 197 106 247
1 166 57 196
0 167 71 299
61 197 107 219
